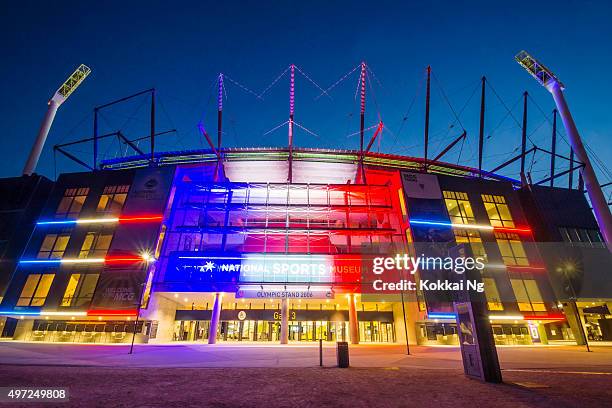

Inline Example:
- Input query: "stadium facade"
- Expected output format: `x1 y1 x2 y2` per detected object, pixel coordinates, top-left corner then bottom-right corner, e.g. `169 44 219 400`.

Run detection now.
1 148 611 346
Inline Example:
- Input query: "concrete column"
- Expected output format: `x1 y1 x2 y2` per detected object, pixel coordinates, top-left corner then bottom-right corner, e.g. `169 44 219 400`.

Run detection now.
280 298 289 344
208 293 222 344
537 323 549 345
566 300 587 346
139 293 178 343
393 298 419 345
348 294 359 344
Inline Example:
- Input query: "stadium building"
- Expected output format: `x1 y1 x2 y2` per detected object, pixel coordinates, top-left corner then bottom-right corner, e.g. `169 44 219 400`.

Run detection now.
1 148 610 346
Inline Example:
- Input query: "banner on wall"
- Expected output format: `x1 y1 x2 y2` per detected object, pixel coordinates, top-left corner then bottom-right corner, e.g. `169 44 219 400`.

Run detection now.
400 171 443 199
89 269 147 310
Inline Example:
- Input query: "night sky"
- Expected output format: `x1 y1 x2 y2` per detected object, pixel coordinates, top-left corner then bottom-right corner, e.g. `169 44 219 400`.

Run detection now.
1 1 611 190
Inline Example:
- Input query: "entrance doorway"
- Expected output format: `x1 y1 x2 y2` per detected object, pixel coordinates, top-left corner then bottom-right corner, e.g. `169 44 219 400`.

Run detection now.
358 321 395 342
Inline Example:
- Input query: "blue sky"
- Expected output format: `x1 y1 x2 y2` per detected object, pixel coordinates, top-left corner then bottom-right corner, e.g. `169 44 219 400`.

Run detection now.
1 1 611 190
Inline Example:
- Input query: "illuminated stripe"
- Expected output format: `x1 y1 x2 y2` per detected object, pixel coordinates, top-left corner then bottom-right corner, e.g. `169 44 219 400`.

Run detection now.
488 315 523 320
493 226 532 234
118 215 163 223
87 309 138 316
485 264 546 271
428 312 456 319
20 259 103 265
410 220 493 230
397 189 407 216
523 314 565 321
409 220 533 234
40 311 87 316
0 311 41 316
37 215 163 226
20 255 153 265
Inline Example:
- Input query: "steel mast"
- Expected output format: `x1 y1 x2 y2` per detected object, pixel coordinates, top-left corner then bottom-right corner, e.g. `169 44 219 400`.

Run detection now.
515 51 612 246
23 64 91 175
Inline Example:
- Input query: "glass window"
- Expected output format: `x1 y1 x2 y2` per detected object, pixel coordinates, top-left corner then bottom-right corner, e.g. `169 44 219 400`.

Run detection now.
559 227 571 242
443 191 476 225
61 274 81 306
587 229 604 245
61 273 99 307
16 275 40 306
483 278 504 311
37 233 71 259
511 278 546 312
453 229 487 260
55 188 90 218
78 232 113 258
17 273 55 306
481 194 515 227
510 278 532 311
524 279 546 312
494 232 528 266
97 185 130 213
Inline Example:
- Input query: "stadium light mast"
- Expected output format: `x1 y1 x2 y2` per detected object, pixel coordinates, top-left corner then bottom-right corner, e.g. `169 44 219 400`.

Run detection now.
23 64 91 175
515 51 612 246
288 64 295 183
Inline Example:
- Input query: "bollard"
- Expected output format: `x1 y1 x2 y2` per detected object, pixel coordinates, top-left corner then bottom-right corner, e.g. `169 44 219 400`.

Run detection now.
319 338 323 366
336 341 349 368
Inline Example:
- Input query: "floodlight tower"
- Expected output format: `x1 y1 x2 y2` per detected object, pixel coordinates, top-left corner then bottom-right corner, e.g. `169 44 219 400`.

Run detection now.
515 51 612 246
22 64 91 175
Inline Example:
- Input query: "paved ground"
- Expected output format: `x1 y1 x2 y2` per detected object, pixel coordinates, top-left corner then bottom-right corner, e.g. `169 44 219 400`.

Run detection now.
1 341 612 371
1 343 611 407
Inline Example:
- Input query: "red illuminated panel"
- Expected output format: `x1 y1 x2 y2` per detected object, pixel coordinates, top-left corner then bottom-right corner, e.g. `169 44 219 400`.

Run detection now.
523 314 566 321
118 215 163 223
104 256 146 264
87 309 138 317
331 254 364 293
506 265 546 272
493 226 532 234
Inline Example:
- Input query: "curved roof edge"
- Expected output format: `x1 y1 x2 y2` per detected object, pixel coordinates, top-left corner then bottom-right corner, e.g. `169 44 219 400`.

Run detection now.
99 147 520 186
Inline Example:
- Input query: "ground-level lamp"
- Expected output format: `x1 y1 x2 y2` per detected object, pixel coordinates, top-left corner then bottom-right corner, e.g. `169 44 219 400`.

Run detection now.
23 64 91 176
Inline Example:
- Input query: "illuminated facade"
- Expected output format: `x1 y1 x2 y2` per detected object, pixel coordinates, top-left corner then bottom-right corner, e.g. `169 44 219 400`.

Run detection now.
1 149 610 345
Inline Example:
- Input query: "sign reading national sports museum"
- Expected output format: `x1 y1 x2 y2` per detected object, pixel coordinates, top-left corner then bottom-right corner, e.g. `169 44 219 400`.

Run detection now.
165 253 364 290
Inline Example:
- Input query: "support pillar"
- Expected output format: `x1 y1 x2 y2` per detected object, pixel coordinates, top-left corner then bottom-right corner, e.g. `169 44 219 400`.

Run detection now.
565 300 587 346
150 89 156 164
537 323 549 345
478 76 486 176
424 66 431 171
208 293 222 344
280 298 289 344
520 91 528 184
348 294 359 344
138 292 177 344
550 109 557 187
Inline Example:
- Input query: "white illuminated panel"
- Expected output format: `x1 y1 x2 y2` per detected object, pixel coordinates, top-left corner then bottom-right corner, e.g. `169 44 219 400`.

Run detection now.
291 160 357 184
223 160 358 184
224 161 289 183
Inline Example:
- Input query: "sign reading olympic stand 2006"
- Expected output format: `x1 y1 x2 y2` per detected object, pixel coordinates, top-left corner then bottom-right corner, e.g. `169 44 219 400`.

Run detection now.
236 286 334 299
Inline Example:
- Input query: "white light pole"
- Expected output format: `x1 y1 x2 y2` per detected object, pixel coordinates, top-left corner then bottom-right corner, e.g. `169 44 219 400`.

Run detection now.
23 64 91 175
515 51 612 248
